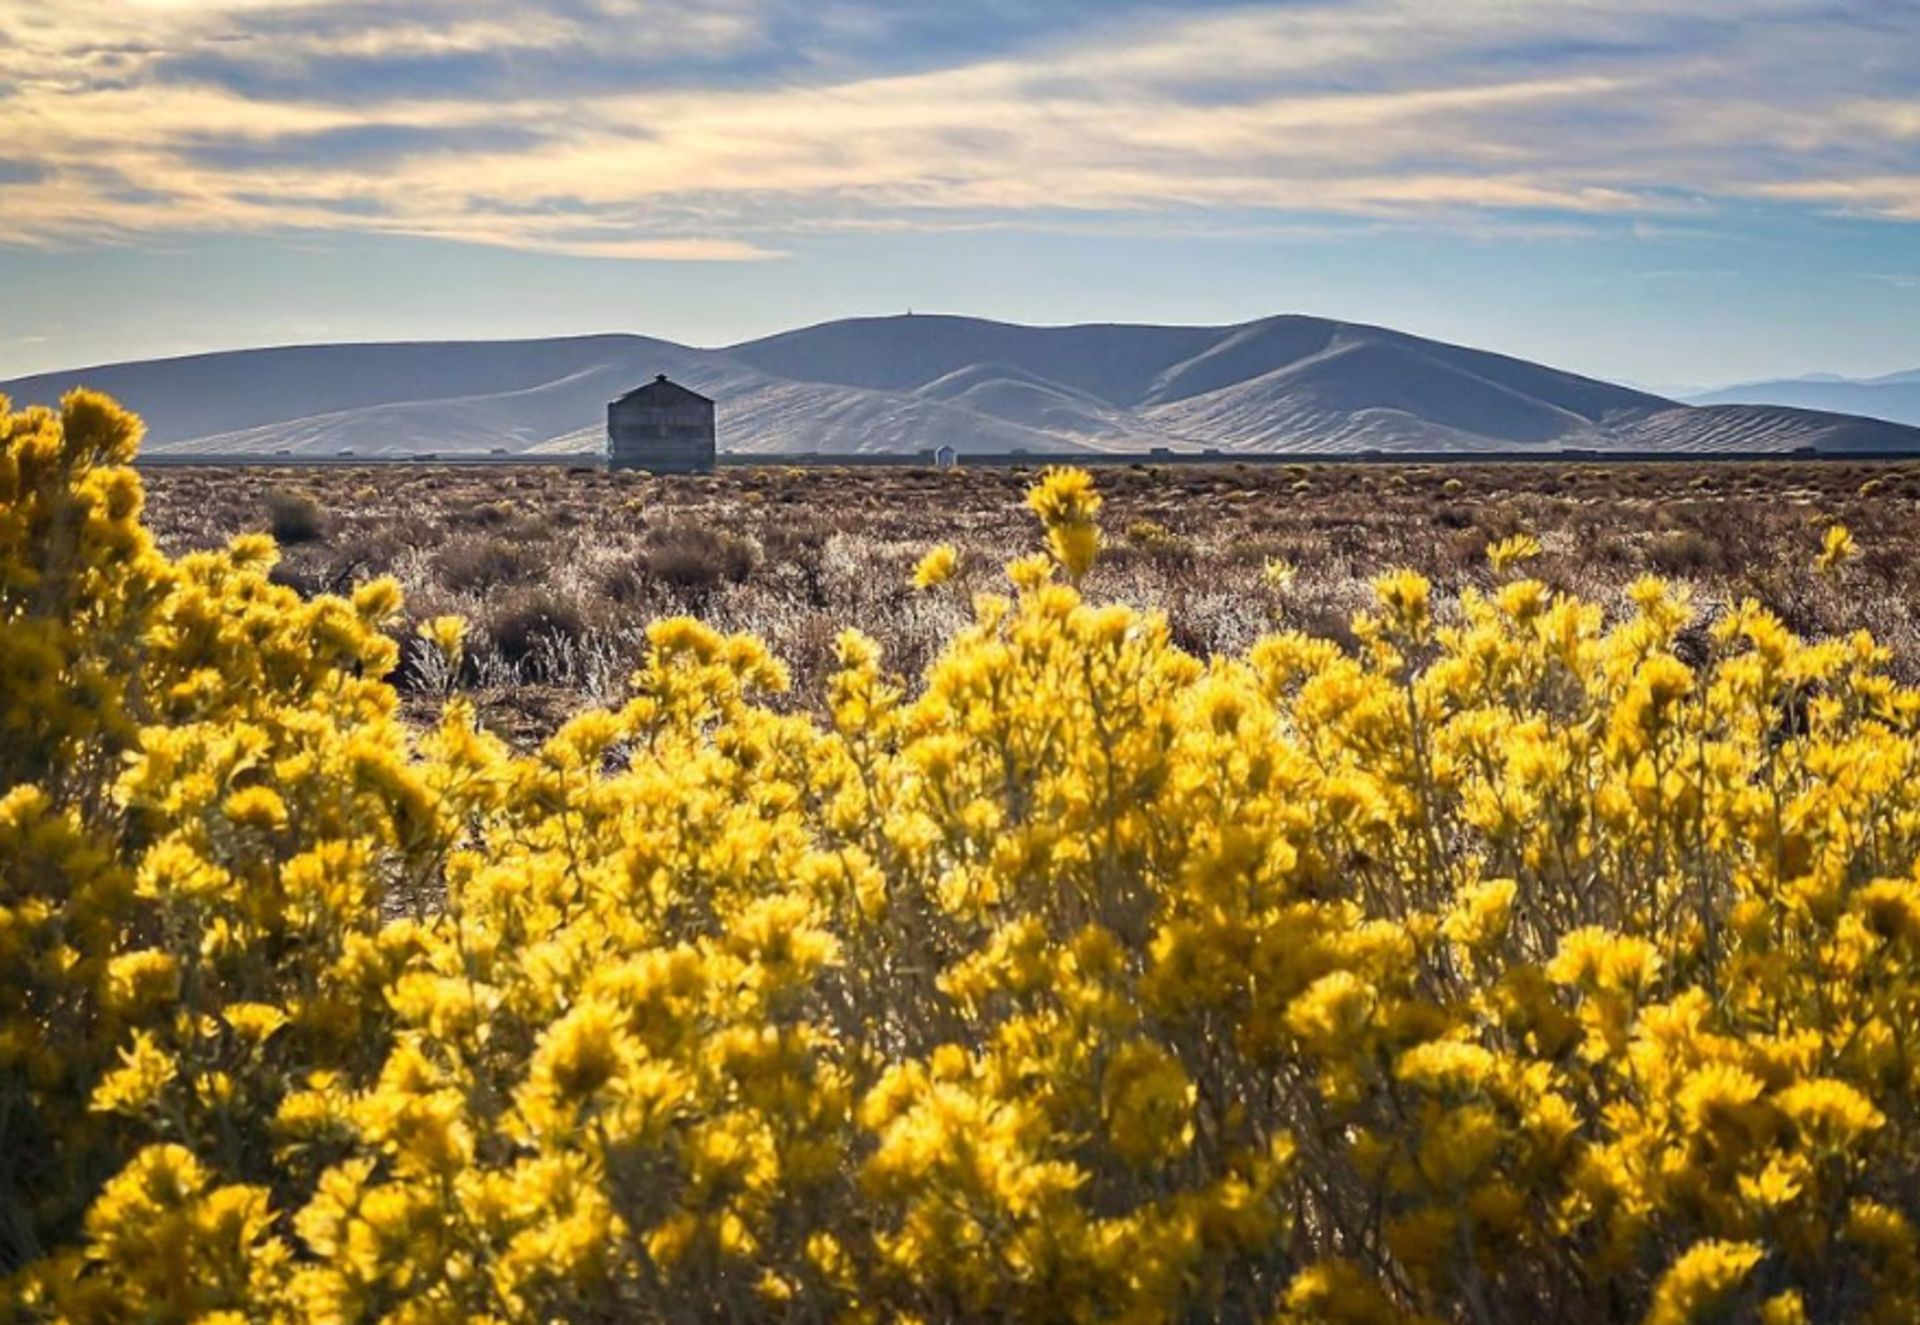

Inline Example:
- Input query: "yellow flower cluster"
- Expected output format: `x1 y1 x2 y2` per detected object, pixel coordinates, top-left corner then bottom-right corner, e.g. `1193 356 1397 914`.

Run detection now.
910 543 959 590
8 390 1920 1324
1815 522 1858 575
1026 466 1101 581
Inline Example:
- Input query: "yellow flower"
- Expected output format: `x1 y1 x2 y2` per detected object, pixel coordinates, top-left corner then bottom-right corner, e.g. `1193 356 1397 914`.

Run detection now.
1287 971 1376 1049
1677 1062 1765 1136
89 1031 177 1116
1549 928 1662 993
418 613 468 665
22 388 1920 1325
1814 522 1857 574
1442 877 1516 956
1486 532 1543 574
223 784 288 831
911 543 960 589
103 949 180 1015
1026 467 1102 579
223 1002 290 1045
530 999 632 1105
1278 1260 1398 1325
1760 1291 1808 1325
1644 1240 1763 1325
350 575 404 624
1776 1078 1884 1147
1372 568 1433 638
1396 1040 1497 1095
1845 1199 1916 1259
1101 1040 1195 1165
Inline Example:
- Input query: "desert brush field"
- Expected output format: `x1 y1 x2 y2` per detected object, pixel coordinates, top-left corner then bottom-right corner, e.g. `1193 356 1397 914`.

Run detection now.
14 393 1920 1323
141 455 1920 739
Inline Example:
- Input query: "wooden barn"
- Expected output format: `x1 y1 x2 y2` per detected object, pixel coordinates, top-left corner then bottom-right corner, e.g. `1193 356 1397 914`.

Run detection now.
607 375 715 473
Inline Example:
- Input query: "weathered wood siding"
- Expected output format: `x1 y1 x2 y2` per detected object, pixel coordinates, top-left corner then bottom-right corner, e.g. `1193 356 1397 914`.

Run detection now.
607 383 716 473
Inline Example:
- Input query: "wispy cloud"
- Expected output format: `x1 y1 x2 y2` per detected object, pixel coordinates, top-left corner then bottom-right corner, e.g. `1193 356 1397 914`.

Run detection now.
1753 176 1920 221
1 0 1916 259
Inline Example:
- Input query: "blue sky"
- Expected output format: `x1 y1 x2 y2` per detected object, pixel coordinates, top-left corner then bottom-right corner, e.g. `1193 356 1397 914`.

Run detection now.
2 0 1917 388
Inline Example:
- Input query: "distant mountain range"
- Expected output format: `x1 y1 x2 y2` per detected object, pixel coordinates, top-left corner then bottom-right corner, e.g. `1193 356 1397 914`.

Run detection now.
6 314 1920 458
1687 370 1920 429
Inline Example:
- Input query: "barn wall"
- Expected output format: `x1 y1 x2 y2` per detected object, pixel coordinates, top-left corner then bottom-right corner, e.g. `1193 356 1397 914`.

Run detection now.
606 400 717 473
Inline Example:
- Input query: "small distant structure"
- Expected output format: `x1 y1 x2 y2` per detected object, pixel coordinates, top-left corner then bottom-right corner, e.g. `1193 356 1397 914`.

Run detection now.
933 444 959 469
608 374 716 474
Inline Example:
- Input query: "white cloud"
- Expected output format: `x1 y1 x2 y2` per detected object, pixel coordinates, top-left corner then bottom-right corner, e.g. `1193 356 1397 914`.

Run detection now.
0 0 1915 258
1753 176 1920 220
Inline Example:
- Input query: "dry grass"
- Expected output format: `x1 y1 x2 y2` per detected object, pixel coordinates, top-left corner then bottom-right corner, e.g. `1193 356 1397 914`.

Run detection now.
139 460 1920 742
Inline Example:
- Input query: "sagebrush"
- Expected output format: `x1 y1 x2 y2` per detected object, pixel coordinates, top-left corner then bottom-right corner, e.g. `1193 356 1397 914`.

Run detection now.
6 392 1920 1324
136 455 1920 739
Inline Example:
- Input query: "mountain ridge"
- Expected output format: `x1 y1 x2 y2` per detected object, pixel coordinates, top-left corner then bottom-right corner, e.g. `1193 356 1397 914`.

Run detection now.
1689 370 1920 428
7 314 1919 458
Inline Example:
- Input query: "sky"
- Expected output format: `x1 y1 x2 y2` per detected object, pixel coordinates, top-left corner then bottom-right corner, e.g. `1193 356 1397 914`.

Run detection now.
2 0 1918 389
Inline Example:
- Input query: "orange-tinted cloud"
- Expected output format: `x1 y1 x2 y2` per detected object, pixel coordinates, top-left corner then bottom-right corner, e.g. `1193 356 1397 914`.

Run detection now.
0 0 1915 258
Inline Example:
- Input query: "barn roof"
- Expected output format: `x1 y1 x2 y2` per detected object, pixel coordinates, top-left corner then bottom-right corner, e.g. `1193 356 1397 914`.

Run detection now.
612 374 713 406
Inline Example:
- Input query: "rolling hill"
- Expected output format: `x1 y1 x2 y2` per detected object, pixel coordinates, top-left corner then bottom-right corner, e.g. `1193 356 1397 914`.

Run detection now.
1688 371 1920 429
6 314 1919 458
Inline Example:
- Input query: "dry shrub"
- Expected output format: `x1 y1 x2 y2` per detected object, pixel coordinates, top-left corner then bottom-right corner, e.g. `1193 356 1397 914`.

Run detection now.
483 587 587 665
433 535 543 593
761 520 835 606
641 521 759 593
264 488 326 544
450 498 518 529
1122 518 1195 569
1649 528 1728 577
131 456 1920 725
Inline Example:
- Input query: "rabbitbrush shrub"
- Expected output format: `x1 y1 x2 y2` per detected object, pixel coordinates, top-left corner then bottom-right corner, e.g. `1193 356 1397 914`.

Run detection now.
6 391 1920 1324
